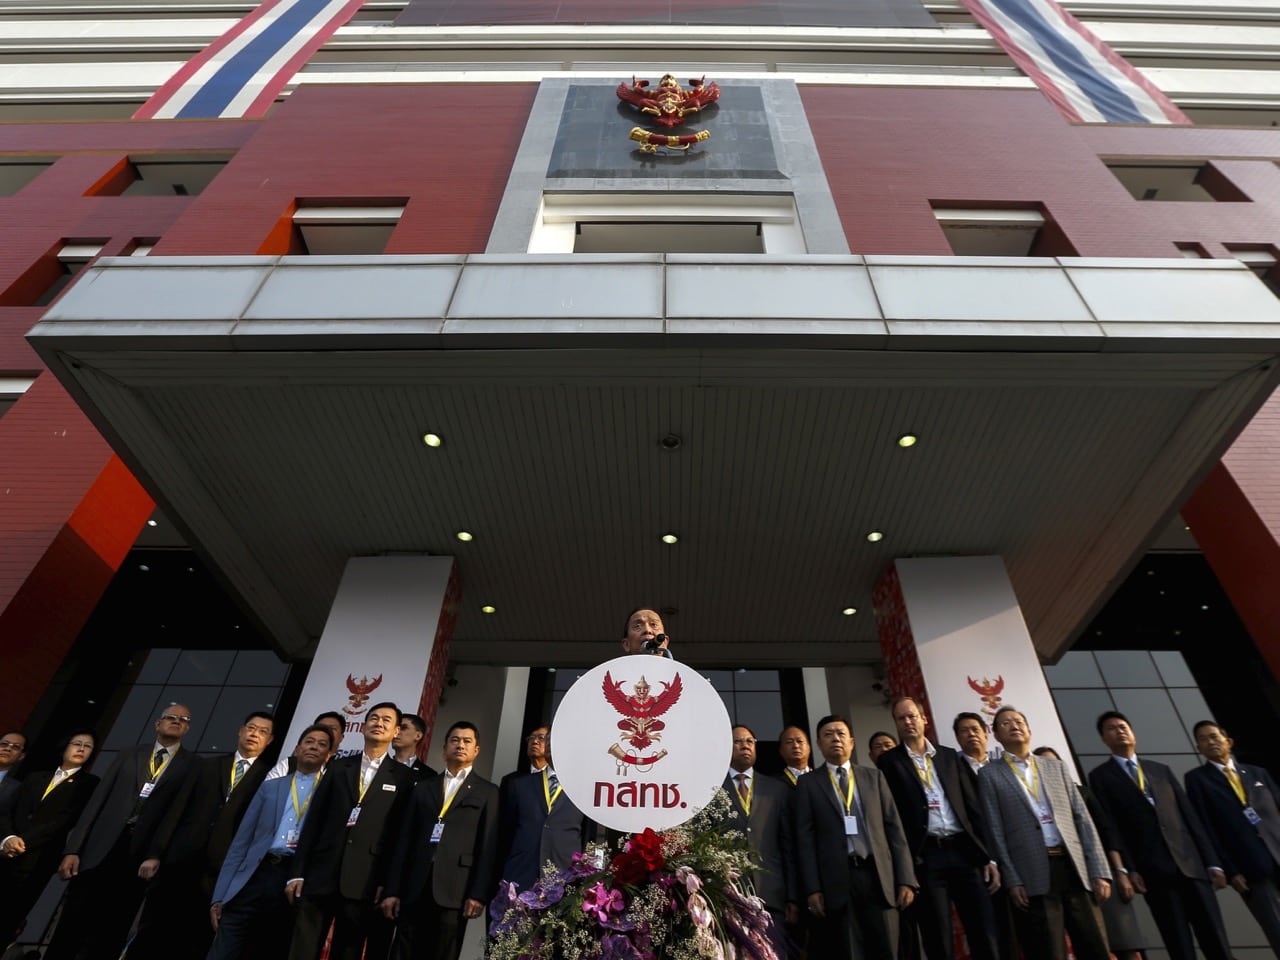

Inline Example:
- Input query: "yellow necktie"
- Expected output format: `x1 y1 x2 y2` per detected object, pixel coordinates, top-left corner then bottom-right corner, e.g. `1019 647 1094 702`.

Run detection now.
1225 765 1247 805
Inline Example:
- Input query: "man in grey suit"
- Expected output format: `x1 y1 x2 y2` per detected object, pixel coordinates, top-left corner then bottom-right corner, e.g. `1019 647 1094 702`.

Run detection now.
723 724 793 921
978 706 1111 960
795 714 916 960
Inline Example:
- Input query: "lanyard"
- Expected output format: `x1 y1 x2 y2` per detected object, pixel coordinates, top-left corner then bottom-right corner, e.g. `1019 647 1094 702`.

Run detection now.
827 766 855 814
42 770 70 800
149 746 177 781
439 773 465 819
734 773 754 815
543 769 562 813
1224 765 1247 805
230 759 247 793
1004 754 1040 802
784 769 797 786
912 752 936 792
357 757 380 804
290 772 320 821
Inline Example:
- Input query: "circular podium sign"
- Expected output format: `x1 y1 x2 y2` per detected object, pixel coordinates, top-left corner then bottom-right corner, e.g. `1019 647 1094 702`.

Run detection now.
552 656 732 833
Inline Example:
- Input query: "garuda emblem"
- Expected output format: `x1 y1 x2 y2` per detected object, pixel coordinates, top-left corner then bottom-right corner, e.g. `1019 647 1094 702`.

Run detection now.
344 673 383 716
602 672 683 772
967 675 1005 719
617 73 720 154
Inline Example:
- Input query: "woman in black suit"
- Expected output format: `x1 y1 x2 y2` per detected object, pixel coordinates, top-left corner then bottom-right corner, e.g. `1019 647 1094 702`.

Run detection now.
0 730 99 946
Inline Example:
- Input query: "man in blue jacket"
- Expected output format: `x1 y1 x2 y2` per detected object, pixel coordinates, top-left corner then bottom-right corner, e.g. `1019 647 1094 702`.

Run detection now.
207 725 333 960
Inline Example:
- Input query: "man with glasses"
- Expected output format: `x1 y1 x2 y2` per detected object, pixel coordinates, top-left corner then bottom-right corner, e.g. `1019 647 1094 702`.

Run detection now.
45 704 198 960
499 725 551 805
0 733 26 785
129 712 276 960
723 724 793 923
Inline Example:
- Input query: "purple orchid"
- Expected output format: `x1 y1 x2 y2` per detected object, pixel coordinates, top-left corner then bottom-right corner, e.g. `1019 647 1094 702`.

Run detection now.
581 882 625 923
517 878 565 911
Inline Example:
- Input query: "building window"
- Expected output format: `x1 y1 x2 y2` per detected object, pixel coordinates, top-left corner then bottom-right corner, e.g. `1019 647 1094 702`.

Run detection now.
114 155 233 197
933 208 1048 256
32 242 103 307
532 194 805 254
1105 162 1249 202
0 157 55 196
0 376 35 420
292 203 406 255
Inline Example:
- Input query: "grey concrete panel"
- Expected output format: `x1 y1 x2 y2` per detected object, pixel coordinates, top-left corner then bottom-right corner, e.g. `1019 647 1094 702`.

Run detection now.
667 260 879 319
244 261 463 320
870 260 1098 324
449 258 664 318
1066 260 1280 325
44 258 273 322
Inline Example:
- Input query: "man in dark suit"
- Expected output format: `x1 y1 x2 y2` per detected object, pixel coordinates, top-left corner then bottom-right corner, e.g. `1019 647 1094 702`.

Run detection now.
978 707 1110 960
499 724 551 802
286 701 414 960
499 726 593 892
129 711 276 960
1186 719 1280 954
0 732 26 789
0 730 98 945
724 724 793 921
392 715 439 782
777 725 812 789
45 704 199 960
1088 710 1230 960
795 714 916 960
381 720 500 960
877 697 1000 960
208 724 334 960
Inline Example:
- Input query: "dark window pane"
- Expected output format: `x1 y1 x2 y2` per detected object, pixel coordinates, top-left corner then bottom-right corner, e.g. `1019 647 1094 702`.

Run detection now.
228 650 290 686
199 686 283 753
103 685 165 750
169 650 235 685
135 649 180 684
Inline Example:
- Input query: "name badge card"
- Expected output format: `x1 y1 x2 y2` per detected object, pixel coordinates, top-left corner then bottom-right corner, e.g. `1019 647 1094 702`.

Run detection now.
844 815 859 836
927 797 942 811
346 806 361 827
1245 806 1263 826
139 781 156 799
1039 811 1054 825
430 821 445 844
285 829 300 850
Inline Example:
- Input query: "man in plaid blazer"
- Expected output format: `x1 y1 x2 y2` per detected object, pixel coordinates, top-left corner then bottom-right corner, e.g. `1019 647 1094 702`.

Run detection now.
978 706 1111 960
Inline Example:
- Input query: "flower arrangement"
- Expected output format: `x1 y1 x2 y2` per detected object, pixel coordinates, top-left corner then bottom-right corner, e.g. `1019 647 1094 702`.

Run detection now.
489 790 783 960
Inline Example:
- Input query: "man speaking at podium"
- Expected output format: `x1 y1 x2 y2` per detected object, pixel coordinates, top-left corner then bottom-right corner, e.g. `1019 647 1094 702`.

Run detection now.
620 608 673 658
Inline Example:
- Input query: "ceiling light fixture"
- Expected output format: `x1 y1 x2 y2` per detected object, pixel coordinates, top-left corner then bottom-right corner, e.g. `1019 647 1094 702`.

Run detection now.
866 530 884 543
423 433 442 448
661 533 679 545
147 519 158 527
842 607 857 616
481 604 496 614
456 531 474 542
896 434 918 448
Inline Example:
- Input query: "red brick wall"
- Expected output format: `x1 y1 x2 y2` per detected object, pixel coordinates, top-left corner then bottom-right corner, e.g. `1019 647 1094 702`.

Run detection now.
799 87 1280 258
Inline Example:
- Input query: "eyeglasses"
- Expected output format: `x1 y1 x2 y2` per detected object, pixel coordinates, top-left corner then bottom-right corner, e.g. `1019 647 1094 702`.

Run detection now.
733 738 757 746
159 714 191 724
527 734 549 742
0 741 25 751
68 741 94 750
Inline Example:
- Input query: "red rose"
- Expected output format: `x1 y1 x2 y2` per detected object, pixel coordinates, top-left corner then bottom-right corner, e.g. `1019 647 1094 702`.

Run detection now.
611 850 649 885
610 829 666 885
630 829 666 871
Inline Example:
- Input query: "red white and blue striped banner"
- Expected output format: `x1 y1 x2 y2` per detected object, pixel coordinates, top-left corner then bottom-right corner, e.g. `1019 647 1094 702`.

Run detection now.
958 0 1190 124
134 0 366 120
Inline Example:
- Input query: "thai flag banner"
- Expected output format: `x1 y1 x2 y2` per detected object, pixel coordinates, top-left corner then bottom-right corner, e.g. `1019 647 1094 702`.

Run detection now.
134 0 366 120
958 0 1191 123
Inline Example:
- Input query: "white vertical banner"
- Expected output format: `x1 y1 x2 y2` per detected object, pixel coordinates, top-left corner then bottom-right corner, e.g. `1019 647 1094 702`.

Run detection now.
896 555 1076 775
284 555 457 757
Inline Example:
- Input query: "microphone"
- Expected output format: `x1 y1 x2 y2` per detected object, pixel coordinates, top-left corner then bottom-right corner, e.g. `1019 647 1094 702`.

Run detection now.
643 633 670 654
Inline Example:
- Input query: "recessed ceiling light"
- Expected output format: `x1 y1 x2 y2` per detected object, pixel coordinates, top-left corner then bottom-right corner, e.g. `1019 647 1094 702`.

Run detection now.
481 604 496 614
866 531 884 543
146 519 158 527
897 434 918 448
661 533 679 545
842 607 857 616
456 531 474 542
139 564 150 572
423 433 442 448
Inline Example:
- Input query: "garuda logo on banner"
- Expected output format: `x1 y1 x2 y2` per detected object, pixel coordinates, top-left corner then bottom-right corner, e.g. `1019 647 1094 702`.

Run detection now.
555 656 729 833
344 673 383 716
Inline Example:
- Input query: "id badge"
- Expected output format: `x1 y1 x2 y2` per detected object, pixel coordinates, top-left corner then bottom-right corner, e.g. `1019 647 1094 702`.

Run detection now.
843 815 859 836
346 806 361 827
139 781 156 799
927 796 943 812
1038 811 1054 825
429 821 445 844
285 829 300 850
1244 806 1263 826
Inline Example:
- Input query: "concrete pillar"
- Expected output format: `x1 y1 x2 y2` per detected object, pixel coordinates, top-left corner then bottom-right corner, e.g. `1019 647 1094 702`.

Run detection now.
284 555 458 757
873 555 1073 765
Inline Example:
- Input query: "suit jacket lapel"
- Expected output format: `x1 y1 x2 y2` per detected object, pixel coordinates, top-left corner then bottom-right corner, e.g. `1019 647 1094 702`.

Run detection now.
999 757 1041 818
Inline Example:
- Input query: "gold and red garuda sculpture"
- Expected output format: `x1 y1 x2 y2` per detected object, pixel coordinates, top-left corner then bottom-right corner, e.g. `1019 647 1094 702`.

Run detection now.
617 73 721 154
